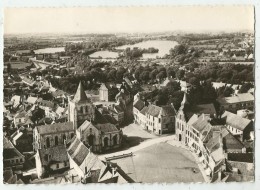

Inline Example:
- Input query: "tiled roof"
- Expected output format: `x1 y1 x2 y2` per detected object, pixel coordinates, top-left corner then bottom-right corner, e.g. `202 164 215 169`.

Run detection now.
218 93 254 104
40 100 55 109
222 129 244 150
95 123 119 133
3 137 24 159
192 103 216 116
36 122 74 135
133 100 145 111
161 105 176 116
67 137 90 166
222 111 252 131
146 105 161 117
140 106 148 115
72 82 89 103
227 153 253 163
38 145 69 166
191 114 212 132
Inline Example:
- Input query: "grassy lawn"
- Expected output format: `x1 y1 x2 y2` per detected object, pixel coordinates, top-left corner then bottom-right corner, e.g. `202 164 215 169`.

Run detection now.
112 142 204 183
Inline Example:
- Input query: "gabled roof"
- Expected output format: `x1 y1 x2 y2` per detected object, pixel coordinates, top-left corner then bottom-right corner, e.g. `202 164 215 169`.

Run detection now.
140 106 148 115
38 145 68 166
36 122 74 135
222 128 244 150
146 105 161 117
222 111 252 131
191 114 212 132
161 105 176 117
218 93 254 104
227 153 253 163
72 82 89 103
27 96 38 104
39 100 55 109
133 100 145 111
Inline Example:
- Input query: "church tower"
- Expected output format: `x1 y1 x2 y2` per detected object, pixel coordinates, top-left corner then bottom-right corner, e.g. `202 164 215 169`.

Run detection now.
68 82 96 130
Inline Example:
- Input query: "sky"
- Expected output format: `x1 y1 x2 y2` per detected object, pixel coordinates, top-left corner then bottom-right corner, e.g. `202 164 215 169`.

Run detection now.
4 6 254 34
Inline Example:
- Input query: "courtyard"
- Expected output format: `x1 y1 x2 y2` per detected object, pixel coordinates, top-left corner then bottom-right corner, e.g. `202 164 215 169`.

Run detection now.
111 142 204 183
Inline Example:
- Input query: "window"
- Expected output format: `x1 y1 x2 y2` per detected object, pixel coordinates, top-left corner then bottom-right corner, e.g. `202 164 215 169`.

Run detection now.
20 159 23 162
159 118 161 123
55 136 59 146
113 135 118 145
56 164 59 169
71 133 74 139
104 137 109 147
46 137 50 148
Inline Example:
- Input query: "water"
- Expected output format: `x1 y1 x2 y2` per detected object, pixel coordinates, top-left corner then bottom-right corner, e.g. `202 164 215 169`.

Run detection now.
116 40 178 59
89 51 119 59
34 47 65 54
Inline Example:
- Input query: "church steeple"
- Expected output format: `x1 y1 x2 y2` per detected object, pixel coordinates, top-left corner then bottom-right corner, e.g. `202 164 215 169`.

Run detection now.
73 81 88 103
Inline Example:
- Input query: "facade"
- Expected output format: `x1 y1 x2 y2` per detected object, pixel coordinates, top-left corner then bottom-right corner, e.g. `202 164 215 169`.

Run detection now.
68 82 96 130
33 122 75 151
138 104 176 135
218 93 254 113
76 120 122 153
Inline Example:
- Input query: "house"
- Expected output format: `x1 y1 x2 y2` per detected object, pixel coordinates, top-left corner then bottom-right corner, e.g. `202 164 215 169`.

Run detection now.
3 137 25 169
3 169 24 184
35 145 69 178
10 129 33 153
26 96 39 105
67 137 132 183
221 111 253 141
133 99 145 124
38 99 56 118
99 83 119 102
33 122 75 151
218 93 254 113
175 92 216 143
143 104 176 135
76 119 122 153
11 95 22 109
13 110 33 129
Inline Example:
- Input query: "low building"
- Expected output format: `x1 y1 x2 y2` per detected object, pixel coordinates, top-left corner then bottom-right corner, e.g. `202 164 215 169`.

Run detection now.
218 93 254 113
38 99 56 118
143 104 176 135
3 137 25 170
35 145 69 178
99 83 119 102
221 111 253 141
67 137 132 183
13 110 33 129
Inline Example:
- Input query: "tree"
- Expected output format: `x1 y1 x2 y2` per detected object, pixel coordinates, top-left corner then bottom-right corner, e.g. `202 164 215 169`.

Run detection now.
167 68 175 79
60 69 69 77
176 70 185 80
7 63 11 74
189 77 200 86
238 83 253 93
165 81 181 93
217 86 234 98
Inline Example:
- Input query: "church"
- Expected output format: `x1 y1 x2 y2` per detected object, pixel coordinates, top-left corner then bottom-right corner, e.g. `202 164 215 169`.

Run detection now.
68 82 123 152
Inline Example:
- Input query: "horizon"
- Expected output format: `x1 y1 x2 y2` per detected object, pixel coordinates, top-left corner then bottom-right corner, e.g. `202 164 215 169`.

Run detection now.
4 6 254 35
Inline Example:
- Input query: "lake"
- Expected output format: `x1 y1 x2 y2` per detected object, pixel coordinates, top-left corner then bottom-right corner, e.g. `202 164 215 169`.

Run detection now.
117 40 178 59
34 47 65 54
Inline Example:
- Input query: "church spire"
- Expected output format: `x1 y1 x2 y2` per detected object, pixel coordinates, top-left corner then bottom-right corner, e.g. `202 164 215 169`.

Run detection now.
73 81 88 103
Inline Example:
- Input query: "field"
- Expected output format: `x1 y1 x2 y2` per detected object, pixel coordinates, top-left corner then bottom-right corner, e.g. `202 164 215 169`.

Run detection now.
5 61 31 69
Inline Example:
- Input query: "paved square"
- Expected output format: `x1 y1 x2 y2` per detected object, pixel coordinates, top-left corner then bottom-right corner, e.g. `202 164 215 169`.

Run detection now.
112 142 204 183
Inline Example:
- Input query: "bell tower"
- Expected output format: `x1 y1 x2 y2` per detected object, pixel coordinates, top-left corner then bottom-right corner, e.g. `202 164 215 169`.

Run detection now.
68 82 96 130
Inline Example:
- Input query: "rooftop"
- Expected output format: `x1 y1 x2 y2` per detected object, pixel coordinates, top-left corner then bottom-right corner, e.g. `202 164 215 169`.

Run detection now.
36 122 74 135
222 111 252 131
38 145 69 166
